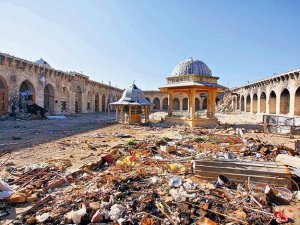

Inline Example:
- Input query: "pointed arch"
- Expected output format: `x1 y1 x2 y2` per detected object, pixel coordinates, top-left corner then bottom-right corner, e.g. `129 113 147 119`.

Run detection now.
153 97 160 110
195 98 200 110
246 94 251 112
252 93 258 113
102 94 106 112
280 89 290 114
260 92 266 113
0 76 8 115
44 84 55 115
75 85 82 113
295 86 300 116
182 98 188 110
269 91 276 114
61 87 69 113
241 96 245 111
95 93 100 112
19 80 36 112
173 98 180 110
162 97 168 110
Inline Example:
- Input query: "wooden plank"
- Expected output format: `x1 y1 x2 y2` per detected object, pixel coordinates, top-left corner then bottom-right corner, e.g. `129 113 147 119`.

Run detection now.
194 159 292 189
195 165 290 177
276 154 300 169
194 160 287 169
194 170 290 188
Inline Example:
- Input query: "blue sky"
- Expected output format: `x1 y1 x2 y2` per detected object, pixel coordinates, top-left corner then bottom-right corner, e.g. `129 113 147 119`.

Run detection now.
0 0 299 90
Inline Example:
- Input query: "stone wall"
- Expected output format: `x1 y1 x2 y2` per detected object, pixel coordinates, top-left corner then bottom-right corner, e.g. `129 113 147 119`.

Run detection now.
231 68 300 116
0 53 123 115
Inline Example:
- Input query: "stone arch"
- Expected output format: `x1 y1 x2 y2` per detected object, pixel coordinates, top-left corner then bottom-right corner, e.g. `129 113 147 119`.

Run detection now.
162 97 168 110
233 97 237 111
237 95 240 110
0 76 8 115
44 84 55 115
182 98 188 110
75 85 82 113
145 97 151 103
61 87 69 113
19 80 36 112
280 88 290 114
195 98 200 110
153 97 160 110
269 91 276 114
252 93 258 113
241 96 245 111
295 86 300 116
260 92 266 113
216 97 221 106
102 94 106 112
246 94 251 112
202 97 207 110
95 93 100 112
173 98 180 110
87 91 92 112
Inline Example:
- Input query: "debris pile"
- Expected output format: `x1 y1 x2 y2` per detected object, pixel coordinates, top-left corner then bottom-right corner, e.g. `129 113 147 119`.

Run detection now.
1 126 300 224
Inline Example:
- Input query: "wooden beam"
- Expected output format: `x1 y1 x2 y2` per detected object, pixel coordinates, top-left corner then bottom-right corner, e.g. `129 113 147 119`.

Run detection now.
194 159 291 189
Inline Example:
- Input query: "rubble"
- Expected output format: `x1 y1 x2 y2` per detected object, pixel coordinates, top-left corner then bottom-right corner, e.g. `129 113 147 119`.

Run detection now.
1 124 300 224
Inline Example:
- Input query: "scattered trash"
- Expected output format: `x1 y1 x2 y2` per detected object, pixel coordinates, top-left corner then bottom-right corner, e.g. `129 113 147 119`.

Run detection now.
1 124 300 224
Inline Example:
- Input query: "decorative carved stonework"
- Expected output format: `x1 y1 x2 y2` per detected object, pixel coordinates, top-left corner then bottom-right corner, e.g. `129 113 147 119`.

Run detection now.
71 80 85 92
10 74 17 84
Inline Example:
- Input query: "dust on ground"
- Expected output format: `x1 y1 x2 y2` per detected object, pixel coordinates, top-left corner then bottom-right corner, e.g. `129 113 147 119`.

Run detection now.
0 112 298 168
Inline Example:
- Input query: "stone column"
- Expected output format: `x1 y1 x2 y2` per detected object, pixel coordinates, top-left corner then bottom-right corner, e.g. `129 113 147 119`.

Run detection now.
189 90 196 119
179 98 183 113
257 92 261 114
276 90 280 115
211 90 216 118
128 106 131 124
168 92 173 117
289 88 295 117
120 107 124 123
116 106 119 122
250 94 253 113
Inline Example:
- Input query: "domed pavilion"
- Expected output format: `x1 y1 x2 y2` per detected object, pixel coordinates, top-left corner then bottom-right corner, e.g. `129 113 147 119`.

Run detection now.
109 84 152 124
159 58 225 127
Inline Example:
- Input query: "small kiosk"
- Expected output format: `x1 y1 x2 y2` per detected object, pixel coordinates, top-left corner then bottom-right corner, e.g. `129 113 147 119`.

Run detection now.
109 84 152 125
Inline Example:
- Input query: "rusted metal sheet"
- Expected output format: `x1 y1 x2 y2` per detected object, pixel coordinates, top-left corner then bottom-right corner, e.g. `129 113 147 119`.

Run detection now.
263 115 300 135
194 159 291 189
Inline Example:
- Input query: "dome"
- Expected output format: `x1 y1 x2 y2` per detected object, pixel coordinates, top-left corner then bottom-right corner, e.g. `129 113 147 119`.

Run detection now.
122 84 146 102
35 58 51 68
171 58 212 77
